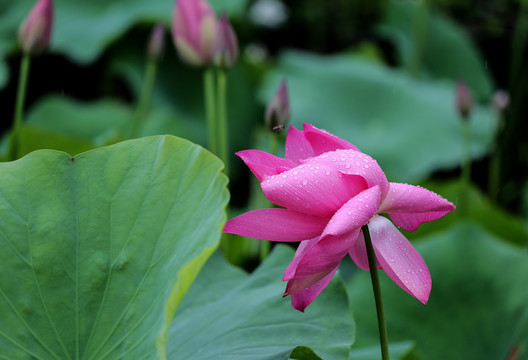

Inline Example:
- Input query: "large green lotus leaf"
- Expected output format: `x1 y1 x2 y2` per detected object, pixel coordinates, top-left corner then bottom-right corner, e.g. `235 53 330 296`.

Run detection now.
261 50 497 182
0 0 247 65
404 180 528 247
0 135 229 359
167 245 354 360
377 0 493 100
345 222 528 359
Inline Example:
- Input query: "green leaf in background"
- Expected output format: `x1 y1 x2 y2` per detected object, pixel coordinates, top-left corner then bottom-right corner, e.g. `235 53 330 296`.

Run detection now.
0 135 229 359
377 0 494 100
168 245 354 360
110 41 262 176
405 180 528 247
261 50 498 182
6 95 132 158
345 222 528 360
0 0 248 66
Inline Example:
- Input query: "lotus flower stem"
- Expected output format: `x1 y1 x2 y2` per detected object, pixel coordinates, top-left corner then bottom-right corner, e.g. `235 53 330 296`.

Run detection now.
363 224 390 360
204 67 218 155
460 120 471 215
216 68 229 174
407 0 429 77
8 53 31 160
130 57 158 138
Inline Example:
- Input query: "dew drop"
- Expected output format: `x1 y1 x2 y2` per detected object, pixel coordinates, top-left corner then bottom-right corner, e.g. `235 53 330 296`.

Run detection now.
302 179 308 185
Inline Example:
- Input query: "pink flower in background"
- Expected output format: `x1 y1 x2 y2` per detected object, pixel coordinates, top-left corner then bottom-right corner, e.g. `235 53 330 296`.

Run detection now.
224 124 455 312
18 0 54 54
172 0 218 66
213 12 239 69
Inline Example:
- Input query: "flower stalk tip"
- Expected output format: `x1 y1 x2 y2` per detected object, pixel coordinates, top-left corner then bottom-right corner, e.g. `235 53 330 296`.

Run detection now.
455 81 473 121
18 0 54 54
213 12 239 69
147 23 166 60
265 79 290 133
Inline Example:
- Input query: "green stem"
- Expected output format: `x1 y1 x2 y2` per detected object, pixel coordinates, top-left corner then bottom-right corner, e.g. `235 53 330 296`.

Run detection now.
407 0 429 77
363 224 390 360
460 119 471 216
204 68 217 155
216 68 229 174
129 57 158 138
8 53 31 160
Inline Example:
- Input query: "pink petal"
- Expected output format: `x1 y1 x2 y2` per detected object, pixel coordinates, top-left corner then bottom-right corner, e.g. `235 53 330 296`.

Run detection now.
289 267 338 312
322 186 381 237
223 209 327 241
348 230 380 270
378 183 456 231
283 238 317 281
261 163 369 217
285 125 315 162
301 149 389 198
303 123 360 154
368 215 431 304
285 233 356 294
236 150 296 182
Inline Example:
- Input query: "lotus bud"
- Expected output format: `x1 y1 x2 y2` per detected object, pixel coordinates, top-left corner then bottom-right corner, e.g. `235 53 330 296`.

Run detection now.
492 89 509 113
147 23 166 60
172 0 218 67
213 13 239 69
18 0 54 54
455 81 473 121
265 79 290 133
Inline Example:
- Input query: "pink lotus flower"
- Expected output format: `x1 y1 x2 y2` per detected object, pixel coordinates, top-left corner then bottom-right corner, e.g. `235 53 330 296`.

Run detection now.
224 124 455 312
18 0 54 54
172 0 218 66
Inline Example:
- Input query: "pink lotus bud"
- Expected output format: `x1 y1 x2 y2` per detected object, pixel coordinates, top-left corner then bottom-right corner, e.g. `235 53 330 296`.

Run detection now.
492 89 509 113
18 0 54 54
213 13 239 69
265 79 290 133
147 23 166 60
172 0 218 67
455 81 473 121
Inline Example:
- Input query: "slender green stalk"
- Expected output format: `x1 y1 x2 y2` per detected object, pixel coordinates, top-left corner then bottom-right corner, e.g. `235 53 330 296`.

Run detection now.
204 68 217 155
216 68 229 174
460 120 472 216
488 115 502 202
129 57 158 138
363 224 390 360
8 53 31 160
407 0 429 77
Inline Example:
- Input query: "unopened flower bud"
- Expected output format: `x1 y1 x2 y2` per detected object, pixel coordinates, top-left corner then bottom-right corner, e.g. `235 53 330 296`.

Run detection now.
18 0 54 54
172 0 218 67
492 90 509 113
213 13 239 69
147 23 165 60
265 79 290 133
455 81 473 121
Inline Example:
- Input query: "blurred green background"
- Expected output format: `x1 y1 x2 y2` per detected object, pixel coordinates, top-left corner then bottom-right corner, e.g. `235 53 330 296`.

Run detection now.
0 0 526 215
